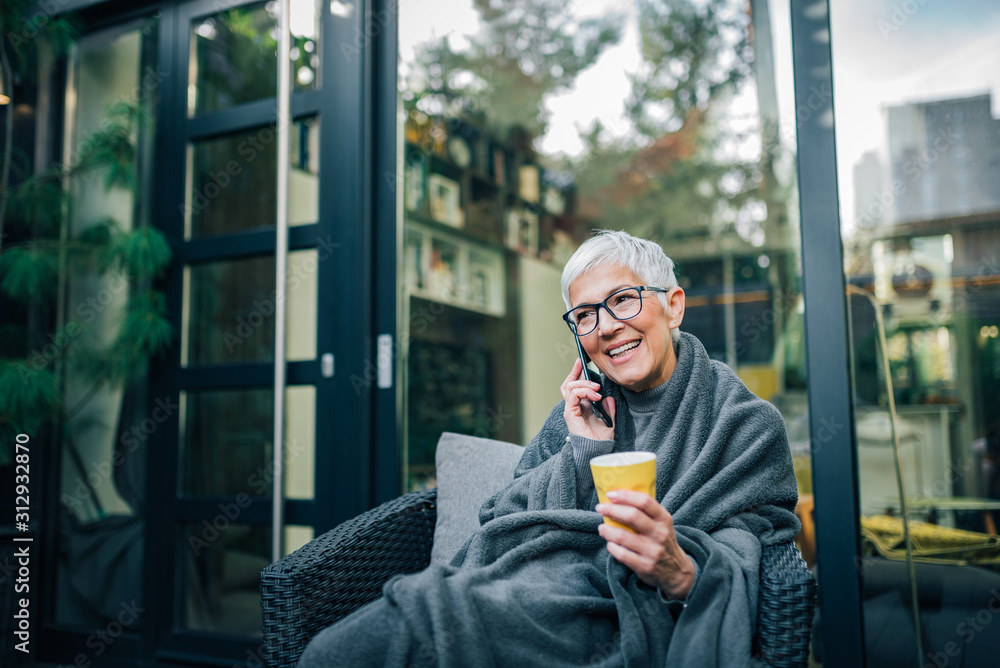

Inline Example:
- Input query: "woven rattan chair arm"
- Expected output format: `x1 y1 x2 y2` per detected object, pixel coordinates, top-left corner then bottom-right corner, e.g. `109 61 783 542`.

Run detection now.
260 488 437 668
754 540 818 668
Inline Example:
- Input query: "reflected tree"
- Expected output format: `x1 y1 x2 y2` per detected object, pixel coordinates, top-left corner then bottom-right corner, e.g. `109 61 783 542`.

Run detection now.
0 0 76 257
192 5 317 115
0 100 173 461
401 0 800 303
404 0 624 139
628 0 752 137
192 8 277 113
573 0 792 253
0 3 171 470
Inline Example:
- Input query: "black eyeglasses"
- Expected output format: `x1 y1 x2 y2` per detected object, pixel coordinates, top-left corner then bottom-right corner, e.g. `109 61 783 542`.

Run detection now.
562 286 670 336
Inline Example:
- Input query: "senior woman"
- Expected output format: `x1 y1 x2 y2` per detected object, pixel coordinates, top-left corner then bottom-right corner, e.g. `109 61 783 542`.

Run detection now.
298 230 799 667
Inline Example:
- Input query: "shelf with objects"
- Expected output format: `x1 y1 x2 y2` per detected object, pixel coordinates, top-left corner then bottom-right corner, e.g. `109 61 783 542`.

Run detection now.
402 110 573 261
403 221 506 317
402 111 574 309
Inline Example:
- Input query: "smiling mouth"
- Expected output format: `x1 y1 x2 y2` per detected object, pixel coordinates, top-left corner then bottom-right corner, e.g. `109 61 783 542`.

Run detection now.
609 340 640 359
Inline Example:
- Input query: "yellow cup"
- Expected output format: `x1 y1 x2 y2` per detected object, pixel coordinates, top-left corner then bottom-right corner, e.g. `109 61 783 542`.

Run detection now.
590 451 657 532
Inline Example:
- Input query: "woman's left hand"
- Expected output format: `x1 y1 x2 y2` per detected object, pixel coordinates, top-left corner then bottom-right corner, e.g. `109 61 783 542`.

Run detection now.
596 490 696 600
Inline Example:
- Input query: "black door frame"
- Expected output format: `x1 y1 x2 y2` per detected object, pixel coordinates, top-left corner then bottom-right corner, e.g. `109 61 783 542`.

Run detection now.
156 1 324 657
789 0 866 664
371 0 402 505
34 0 378 664
154 0 378 660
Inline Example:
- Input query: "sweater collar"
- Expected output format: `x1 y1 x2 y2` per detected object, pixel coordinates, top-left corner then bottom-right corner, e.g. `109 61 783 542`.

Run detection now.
601 332 702 437
621 380 672 414
613 334 694 410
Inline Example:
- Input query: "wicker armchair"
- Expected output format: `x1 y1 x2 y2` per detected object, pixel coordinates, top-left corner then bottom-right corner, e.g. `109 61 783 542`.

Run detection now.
260 487 817 668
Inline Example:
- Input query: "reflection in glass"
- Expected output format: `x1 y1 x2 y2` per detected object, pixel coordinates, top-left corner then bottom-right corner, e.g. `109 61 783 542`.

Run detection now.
290 117 320 226
181 250 319 365
179 522 268 635
182 252 318 365
184 118 319 238
178 522 313 634
56 18 157 629
285 385 316 500
180 388 274 497
188 0 320 116
289 0 322 90
184 256 276 365
180 384 316 499
287 250 319 360
397 0 810 535
189 3 277 116
185 126 277 238
833 1 1000 664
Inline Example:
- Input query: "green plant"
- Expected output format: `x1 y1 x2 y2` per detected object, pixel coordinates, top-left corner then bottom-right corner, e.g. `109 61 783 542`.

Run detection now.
0 5 172 467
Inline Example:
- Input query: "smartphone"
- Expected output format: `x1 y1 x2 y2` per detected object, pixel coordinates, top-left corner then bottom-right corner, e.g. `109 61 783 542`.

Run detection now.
572 335 614 428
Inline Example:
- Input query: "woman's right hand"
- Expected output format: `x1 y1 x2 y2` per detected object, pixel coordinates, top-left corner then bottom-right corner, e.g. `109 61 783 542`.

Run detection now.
561 358 616 441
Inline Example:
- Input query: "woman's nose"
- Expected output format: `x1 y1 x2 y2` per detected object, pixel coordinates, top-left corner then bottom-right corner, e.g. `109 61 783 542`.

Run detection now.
597 310 625 335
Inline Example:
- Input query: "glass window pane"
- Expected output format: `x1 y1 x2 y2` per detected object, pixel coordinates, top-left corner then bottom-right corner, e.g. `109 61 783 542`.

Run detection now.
187 0 322 104
185 127 277 238
285 385 315 499
832 1 1000 664
678 260 727 362
398 0 810 515
179 384 313 498
179 523 267 635
290 117 320 226
284 525 314 556
291 0 322 90
180 388 274 496
287 249 319 360
184 256 276 366
177 522 313 634
55 18 157 629
188 3 277 116
181 252 317 365
184 118 319 238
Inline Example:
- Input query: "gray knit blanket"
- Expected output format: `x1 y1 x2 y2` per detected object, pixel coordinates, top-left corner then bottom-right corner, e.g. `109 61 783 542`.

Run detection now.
299 333 799 667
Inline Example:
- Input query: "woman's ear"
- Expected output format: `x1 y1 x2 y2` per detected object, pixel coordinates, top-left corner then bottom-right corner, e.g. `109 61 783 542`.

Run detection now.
667 287 685 328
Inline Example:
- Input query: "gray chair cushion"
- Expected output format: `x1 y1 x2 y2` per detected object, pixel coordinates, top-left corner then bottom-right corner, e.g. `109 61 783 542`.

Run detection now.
431 432 524 564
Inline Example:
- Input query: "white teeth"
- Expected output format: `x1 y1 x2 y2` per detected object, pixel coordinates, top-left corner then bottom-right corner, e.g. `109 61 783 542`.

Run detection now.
610 341 640 358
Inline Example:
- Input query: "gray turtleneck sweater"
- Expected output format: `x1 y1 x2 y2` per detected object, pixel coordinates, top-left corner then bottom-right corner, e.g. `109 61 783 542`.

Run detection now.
569 378 673 507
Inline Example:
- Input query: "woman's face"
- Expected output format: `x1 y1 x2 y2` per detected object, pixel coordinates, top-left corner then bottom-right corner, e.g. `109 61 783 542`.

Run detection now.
567 263 685 392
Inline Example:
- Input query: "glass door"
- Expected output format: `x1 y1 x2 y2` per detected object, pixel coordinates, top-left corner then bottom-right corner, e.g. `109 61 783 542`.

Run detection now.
830 2 1000 665
27 0 375 664
394 6 815 652
49 18 161 661
154 0 330 660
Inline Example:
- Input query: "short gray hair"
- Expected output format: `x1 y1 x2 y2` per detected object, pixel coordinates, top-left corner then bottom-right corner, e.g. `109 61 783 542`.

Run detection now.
561 230 681 344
